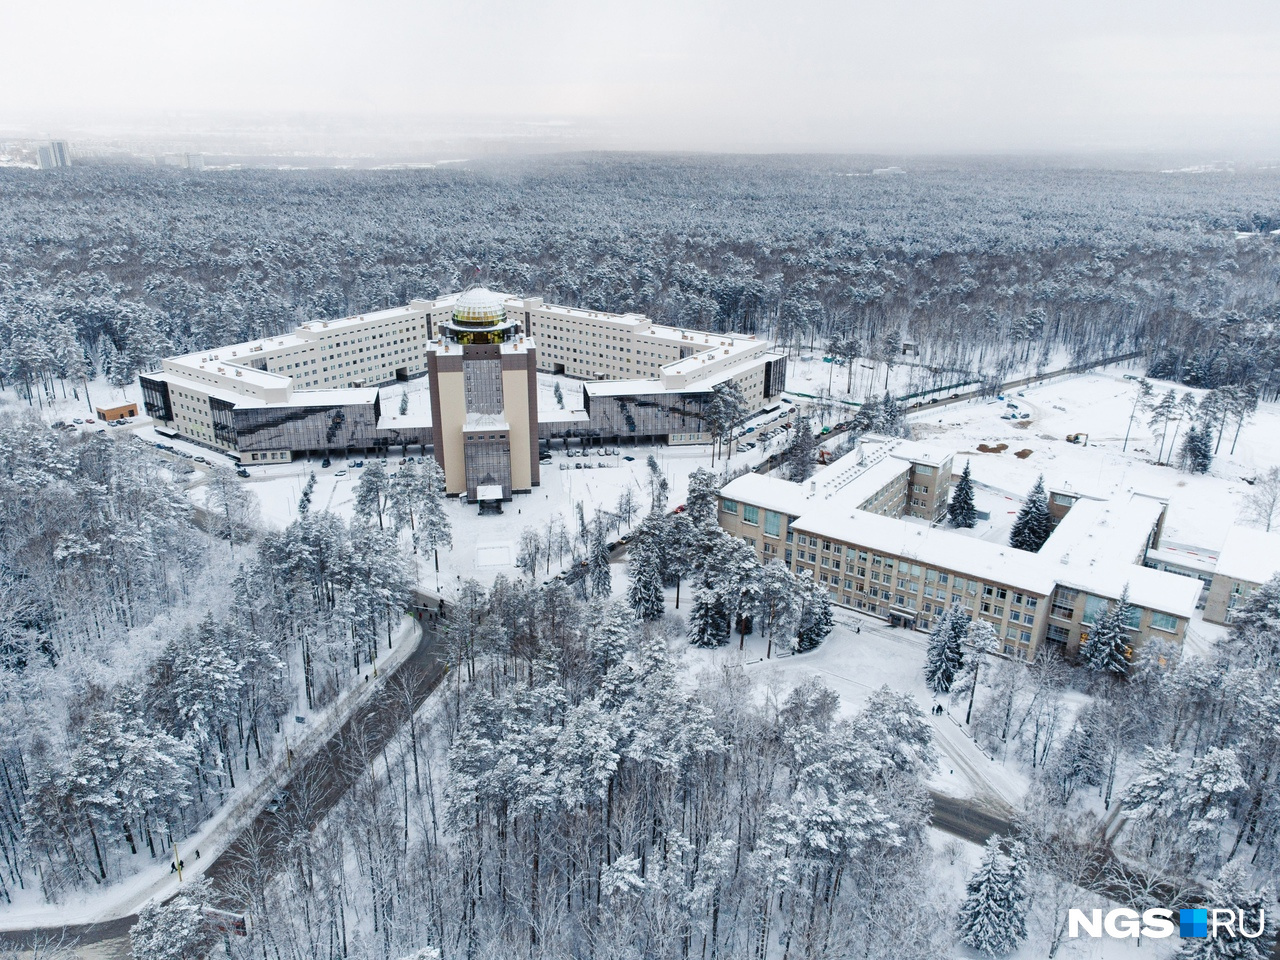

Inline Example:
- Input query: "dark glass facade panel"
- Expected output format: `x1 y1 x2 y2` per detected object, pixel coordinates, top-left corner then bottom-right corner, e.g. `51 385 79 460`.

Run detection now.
464 434 512 500
233 400 388 454
764 357 788 398
210 397 238 446
575 391 712 441
139 376 172 421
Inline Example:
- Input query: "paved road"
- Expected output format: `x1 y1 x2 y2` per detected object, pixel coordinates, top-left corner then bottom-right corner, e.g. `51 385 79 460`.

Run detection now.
0 604 447 957
928 790 1013 844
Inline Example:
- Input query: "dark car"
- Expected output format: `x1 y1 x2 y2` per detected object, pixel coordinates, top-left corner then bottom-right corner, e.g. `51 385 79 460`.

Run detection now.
237 468 250 478
321 457 331 468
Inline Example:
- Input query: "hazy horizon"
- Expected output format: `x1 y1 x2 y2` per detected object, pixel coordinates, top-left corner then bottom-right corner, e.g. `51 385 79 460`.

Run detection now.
4 0 1280 157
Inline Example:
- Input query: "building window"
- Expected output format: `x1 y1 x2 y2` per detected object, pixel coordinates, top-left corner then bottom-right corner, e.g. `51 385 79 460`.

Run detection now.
764 510 782 537
742 504 759 525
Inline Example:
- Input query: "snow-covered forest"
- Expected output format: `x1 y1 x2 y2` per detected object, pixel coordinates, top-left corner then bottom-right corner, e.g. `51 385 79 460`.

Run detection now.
1 156 1279 959
0 418 411 905
1 157 1278 403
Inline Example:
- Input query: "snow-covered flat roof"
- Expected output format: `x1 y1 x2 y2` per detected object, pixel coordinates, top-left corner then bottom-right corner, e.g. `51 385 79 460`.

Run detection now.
279 388 378 407
1041 494 1165 567
584 378 712 397
1214 525 1280 585
721 473 813 517
792 508 1060 595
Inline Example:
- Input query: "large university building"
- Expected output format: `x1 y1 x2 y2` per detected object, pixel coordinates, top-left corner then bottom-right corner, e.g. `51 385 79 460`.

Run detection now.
139 288 787 501
718 436 1202 660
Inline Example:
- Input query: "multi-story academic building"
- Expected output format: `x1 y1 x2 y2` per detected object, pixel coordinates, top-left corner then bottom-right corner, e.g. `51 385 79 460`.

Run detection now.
718 437 1202 660
139 288 787 501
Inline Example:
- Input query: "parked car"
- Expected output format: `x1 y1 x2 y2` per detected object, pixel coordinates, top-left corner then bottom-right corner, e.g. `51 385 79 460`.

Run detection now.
73 418 83 424
85 418 95 424
236 468 250 478
623 455 635 461
335 469 348 477
321 457 331 468
194 456 207 463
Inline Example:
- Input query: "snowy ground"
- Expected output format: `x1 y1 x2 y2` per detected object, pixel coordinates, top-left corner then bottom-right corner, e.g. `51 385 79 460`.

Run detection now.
909 362 1278 551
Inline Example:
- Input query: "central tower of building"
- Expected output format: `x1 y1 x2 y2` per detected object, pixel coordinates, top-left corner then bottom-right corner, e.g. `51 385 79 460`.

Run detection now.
425 287 539 504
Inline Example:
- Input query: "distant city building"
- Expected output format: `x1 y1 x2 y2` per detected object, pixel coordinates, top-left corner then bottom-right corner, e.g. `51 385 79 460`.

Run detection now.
37 141 70 169
139 288 787 501
718 443 1201 659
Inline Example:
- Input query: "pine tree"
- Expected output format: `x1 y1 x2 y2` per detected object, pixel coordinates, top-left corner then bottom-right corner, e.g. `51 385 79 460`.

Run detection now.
785 414 817 481
554 381 565 408
354 460 390 530
1009 475 1052 552
399 389 409 416
1080 585 1133 675
685 467 721 527
298 471 316 515
924 607 967 694
957 836 1029 956
794 573 833 652
948 459 977 528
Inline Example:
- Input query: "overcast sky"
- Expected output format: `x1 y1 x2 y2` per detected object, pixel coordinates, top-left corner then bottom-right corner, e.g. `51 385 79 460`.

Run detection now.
5 0 1279 154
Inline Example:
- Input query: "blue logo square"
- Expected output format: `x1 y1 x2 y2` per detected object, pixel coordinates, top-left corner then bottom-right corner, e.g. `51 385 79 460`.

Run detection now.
1180 909 1208 938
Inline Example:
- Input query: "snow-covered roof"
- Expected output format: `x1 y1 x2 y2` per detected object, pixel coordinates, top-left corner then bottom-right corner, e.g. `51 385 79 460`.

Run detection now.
1040 494 1164 567
792 509 1059 595
1054 560 1201 619
1214 525 1280 585
720 473 813 517
727 467 1203 617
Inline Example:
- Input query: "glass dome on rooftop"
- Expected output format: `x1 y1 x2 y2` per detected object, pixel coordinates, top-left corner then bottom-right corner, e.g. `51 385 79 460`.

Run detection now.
451 287 508 327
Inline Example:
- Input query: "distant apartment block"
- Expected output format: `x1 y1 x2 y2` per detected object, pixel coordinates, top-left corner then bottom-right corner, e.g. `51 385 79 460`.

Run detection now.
36 141 70 170
719 442 1201 660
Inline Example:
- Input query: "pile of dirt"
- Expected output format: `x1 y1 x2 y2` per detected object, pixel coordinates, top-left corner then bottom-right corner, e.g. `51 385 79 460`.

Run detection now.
1014 449 1033 459
976 442 1009 454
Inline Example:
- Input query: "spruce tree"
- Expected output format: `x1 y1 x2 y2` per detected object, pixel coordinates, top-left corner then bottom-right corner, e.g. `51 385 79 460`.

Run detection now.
1179 423 1213 474
948 459 977 528
957 836 1029 957
785 414 817 482
626 530 665 621
589 519 612 598
924 607 967 694
1009 474 1052 552
1080 585 1134 675
1176 864 1273 960
298 471 316 515
794 574 833 652
399 389 409 416
688 583 730 647
553 381 564 408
